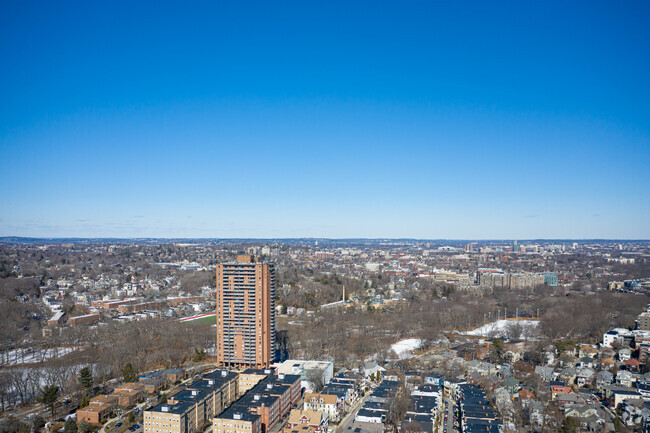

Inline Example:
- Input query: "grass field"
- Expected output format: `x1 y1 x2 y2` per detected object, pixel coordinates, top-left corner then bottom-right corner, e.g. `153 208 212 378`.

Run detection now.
196 315 217 324
179 313 217 325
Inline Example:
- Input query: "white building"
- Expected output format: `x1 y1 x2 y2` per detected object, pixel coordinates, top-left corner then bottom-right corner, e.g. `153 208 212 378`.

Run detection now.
275 360 334 391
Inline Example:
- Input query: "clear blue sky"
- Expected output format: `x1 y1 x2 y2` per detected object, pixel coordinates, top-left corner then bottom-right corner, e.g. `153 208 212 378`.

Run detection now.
1 1 649 239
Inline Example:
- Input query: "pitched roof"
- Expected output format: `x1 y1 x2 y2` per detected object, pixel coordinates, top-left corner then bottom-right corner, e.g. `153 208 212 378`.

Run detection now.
304 393 338 405
289 409 323 426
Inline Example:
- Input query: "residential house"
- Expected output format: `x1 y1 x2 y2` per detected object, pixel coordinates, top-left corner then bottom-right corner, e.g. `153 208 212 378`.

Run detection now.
528 400 544 427
596 371 614 389
619 348 632 362
362 362 386 380
304 393 341 422
575 368 596 387
559 368 577 384
503 377 520 394
617 370 636 388
534 366 554 382
287 409 328 433
550 385 574 401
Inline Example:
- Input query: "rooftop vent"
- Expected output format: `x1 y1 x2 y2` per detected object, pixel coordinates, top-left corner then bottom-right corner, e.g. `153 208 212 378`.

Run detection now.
161 406 169 412
234 413 242 420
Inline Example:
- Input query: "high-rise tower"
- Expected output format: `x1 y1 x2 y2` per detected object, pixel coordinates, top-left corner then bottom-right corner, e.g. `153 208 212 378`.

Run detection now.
216 255 276 368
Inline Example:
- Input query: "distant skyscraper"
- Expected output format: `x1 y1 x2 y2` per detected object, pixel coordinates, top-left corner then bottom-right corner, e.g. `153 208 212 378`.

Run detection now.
512 240 519 253
216 255 276 368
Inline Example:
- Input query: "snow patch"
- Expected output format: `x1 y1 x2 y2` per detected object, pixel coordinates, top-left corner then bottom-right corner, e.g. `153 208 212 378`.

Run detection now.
461 319 539 337
391 338 422 359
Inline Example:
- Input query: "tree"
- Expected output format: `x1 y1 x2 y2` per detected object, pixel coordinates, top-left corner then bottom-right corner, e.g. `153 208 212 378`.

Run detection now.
306 369 324 392
64 418 78 433
123 362 136 383
0 416 27 433
78 367 93 391
38 385 59 416
523 344 546 366
128 411 136 423
32 416 46 432
80 394 89 408
560 416 578 433
402 421 423 433
387 386 411 431
77 421 92 433
489 338 505 364
192 348 206 362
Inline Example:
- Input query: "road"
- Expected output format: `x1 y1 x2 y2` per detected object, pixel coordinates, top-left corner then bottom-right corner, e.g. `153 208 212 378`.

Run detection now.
336 393 369 433
438 398 459 433
101 402 147 433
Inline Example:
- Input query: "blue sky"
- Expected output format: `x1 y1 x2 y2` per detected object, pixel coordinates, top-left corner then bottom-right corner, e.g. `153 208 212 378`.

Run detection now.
1 1 649 239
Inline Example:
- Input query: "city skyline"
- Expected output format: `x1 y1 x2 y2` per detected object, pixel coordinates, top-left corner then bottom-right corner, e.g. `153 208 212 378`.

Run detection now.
1 1 649 239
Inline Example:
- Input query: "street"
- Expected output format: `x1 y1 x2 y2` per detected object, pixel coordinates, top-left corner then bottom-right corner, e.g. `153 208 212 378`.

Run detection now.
438 398 459 433
336 393 369 433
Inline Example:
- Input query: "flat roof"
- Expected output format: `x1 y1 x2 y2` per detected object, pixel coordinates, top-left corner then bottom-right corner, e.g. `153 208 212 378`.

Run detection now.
217 406 261 422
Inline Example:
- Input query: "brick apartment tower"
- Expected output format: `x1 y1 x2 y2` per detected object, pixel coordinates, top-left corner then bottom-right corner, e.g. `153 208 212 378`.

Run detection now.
216 255 276 368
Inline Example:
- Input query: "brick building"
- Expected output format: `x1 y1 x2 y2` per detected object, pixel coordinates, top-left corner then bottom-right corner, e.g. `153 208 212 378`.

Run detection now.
216 255 276 368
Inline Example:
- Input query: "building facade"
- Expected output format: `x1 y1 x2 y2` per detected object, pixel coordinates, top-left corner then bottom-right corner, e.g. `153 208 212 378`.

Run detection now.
216 255 276 368
144 369 238 433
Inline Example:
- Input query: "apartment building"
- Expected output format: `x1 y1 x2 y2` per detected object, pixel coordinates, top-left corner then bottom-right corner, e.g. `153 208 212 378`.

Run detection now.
144 370 238 433
213 407 262 433
267 373 303 408
239 368 274 394
232 391 280 433
77 395 117 425
68 312 100 326
216 255 276 368
112 382 144 407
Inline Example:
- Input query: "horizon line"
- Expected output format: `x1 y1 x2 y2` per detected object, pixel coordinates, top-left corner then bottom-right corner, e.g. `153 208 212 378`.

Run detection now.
1 236 649 242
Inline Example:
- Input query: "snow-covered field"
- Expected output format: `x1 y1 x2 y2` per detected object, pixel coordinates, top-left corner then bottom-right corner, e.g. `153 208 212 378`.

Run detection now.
391 338 422 359
461 319 539 338
1 346 80 366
